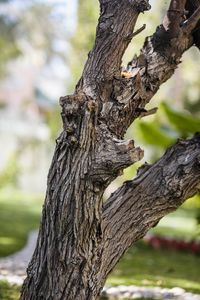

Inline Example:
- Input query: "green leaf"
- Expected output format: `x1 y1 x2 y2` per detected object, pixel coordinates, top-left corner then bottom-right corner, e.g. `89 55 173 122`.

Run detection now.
137 121 175 147
161 102 200 135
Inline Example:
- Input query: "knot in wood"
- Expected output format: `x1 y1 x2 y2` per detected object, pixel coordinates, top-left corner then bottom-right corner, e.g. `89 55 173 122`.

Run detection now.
60 95 84 116
69 135 78 145
62 103 80 116
65 126 75 134
131 0 151 12
92 128 143 187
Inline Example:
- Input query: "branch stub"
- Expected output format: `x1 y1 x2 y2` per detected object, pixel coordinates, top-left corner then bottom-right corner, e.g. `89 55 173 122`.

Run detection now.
131 0 151 12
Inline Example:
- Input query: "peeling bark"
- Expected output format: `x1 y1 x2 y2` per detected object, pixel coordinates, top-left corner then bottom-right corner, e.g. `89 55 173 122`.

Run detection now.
21 0 200 299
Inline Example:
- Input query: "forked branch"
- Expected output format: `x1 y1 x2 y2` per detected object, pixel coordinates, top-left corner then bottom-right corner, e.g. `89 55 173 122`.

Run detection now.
99 0 200 137
101 134 200 278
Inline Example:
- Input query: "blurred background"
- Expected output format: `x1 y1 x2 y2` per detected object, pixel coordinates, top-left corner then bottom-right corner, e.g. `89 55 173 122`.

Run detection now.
0 0 200 299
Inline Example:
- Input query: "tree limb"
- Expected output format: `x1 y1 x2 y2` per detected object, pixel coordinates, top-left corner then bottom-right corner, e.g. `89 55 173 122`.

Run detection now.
76 0 151 97
101 133 200 278
100 0 200 137
186 0 200 48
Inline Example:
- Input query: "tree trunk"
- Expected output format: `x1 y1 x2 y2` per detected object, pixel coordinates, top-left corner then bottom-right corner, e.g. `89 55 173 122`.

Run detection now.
21 0 200 299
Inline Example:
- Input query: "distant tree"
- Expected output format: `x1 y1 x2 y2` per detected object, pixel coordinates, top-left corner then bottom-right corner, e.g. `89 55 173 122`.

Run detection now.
0 13 20 76
69 0 99 87
0 0 68 77
21 0 200 299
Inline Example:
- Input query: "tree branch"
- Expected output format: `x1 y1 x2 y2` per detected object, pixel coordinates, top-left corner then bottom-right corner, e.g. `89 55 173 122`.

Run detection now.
186 0 200 48
76 0 151 97
101 133 200 279
100 0 200 137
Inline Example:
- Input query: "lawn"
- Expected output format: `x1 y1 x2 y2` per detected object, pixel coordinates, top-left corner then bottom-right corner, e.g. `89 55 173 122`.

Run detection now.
1 240 200 299
0 281 20 300
107 208 200 294
0 189 42 257
107 241 200 294
0 190 200 299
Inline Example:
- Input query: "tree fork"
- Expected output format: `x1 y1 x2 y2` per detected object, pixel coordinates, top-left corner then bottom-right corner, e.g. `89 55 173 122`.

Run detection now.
21 0 200 299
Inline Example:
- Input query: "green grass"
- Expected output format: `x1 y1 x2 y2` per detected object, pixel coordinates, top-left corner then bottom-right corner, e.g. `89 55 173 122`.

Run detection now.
106 209 200 294
0 189 42 257
107 241 200 294
0 281 20 300
0 190 200 299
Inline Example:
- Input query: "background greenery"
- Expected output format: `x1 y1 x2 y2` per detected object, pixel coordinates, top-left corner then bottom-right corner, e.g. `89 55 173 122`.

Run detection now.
0 0 200 299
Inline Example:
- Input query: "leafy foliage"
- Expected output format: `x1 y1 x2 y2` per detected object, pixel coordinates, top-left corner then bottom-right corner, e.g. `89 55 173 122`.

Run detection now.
68 0 99 89
161 103 200 136
0 153 20 188
0 15 20 76
136 121 175 147
135 102 200 150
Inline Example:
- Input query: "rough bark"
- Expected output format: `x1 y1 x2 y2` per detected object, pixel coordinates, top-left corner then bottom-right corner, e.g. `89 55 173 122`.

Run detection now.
102 134 200 280
21 0 200 299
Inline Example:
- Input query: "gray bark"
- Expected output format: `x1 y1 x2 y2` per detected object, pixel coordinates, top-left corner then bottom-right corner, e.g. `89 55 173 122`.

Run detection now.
21 0 200 299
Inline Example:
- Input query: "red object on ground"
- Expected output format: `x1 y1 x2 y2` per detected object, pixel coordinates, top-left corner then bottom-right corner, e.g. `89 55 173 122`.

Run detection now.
144 234 200 254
